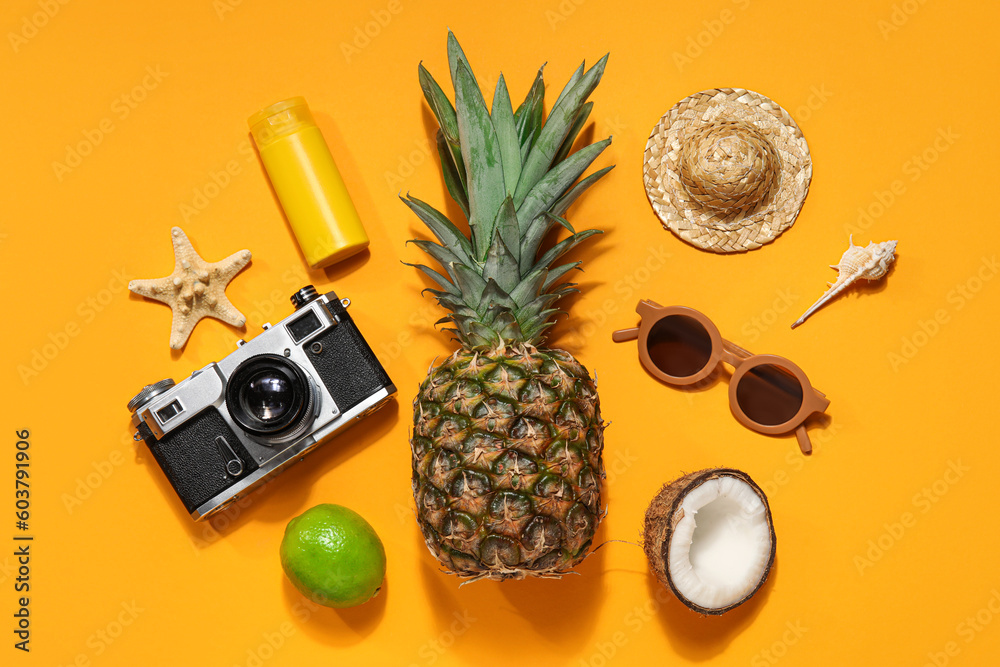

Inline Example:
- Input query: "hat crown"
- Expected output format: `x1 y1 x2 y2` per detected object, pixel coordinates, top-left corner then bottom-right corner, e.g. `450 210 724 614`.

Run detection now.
644 88 813 253
678 120 779 222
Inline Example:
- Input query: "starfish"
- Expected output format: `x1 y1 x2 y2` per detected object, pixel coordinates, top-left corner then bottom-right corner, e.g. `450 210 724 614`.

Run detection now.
129 226 251 349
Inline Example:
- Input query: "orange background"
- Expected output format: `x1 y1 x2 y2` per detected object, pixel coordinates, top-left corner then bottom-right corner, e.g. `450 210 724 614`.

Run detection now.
4 0 1000 665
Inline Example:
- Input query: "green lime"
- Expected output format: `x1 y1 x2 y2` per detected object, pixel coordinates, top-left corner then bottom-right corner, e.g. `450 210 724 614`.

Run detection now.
280 504 386 608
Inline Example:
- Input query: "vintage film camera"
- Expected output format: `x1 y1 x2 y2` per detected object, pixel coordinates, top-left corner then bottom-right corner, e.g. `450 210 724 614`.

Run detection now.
128 286 395 520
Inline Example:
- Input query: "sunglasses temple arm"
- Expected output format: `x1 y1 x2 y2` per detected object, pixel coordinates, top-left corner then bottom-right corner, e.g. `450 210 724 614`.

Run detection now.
721 339 754 364
794 424 813 456
814 389 831 410
612 327 639 343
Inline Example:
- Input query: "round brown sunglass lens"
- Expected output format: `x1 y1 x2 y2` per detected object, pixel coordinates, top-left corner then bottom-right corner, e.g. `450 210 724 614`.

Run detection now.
735 363 804 426
646 315 713 378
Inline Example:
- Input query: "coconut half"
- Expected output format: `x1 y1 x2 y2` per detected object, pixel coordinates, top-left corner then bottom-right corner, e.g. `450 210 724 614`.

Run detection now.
643 468 775 615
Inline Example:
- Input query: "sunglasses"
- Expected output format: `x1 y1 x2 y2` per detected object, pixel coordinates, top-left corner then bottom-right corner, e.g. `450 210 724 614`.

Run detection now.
612 300 830 454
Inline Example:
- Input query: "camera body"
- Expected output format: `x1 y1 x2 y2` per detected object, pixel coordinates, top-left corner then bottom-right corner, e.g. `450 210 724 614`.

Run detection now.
128 286 395 521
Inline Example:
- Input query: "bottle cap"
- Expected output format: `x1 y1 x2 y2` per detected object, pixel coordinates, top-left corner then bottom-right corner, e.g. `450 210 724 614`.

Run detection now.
248 97 314 150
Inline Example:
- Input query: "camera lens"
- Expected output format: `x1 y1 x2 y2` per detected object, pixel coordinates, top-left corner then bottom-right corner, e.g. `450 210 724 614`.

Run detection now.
243 371 294 422
226 354 315 442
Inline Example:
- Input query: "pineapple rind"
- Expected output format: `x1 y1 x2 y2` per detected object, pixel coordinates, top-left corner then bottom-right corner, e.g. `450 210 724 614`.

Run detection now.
412 345 605 580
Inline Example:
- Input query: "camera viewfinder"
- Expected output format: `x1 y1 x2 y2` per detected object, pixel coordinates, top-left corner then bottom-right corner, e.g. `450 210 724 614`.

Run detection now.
287 310 323 343
156 400 183 422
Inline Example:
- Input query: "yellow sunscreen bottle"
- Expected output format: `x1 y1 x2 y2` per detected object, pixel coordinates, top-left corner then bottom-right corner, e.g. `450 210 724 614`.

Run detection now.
248 97 369 269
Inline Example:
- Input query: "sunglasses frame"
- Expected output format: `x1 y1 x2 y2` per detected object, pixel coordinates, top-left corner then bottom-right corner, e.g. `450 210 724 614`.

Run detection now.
612 300 830 454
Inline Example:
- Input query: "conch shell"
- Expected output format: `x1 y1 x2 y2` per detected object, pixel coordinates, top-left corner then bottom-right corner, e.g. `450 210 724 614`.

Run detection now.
791 236 898 329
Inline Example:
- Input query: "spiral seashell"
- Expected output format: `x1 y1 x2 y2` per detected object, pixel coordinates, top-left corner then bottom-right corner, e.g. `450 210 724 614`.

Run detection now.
792 236 898 329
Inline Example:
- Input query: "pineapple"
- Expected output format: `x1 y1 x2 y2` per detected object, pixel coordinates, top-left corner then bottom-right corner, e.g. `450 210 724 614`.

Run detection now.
405 32 612 581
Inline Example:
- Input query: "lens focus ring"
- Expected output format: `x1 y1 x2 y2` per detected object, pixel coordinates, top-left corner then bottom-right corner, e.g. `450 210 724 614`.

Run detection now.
225 354 316 444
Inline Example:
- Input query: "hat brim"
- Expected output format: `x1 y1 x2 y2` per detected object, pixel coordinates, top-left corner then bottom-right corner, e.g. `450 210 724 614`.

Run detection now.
643 88 812 253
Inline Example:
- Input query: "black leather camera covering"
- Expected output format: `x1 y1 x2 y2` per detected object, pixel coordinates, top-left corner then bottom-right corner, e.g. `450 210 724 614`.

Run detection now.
306 304 392 411
138 297 390 516
144 409 259 513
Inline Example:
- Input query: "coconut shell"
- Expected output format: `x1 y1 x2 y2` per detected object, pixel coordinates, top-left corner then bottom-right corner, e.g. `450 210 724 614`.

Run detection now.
642 468 775 615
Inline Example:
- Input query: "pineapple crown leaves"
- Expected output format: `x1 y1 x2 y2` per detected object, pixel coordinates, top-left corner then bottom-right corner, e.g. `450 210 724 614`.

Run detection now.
404 31 614 351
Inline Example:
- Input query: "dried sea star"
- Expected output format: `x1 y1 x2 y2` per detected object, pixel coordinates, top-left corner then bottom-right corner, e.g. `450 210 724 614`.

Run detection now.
129 226 251 349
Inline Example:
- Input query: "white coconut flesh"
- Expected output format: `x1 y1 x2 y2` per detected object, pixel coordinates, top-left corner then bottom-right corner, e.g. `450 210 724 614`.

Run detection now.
668 476 772 611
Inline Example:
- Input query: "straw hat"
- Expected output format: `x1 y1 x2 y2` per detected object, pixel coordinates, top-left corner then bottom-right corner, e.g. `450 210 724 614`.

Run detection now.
643 88 812 253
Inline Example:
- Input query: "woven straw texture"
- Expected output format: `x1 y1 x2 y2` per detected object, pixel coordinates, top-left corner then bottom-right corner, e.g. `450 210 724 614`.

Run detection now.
643 88 812 253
